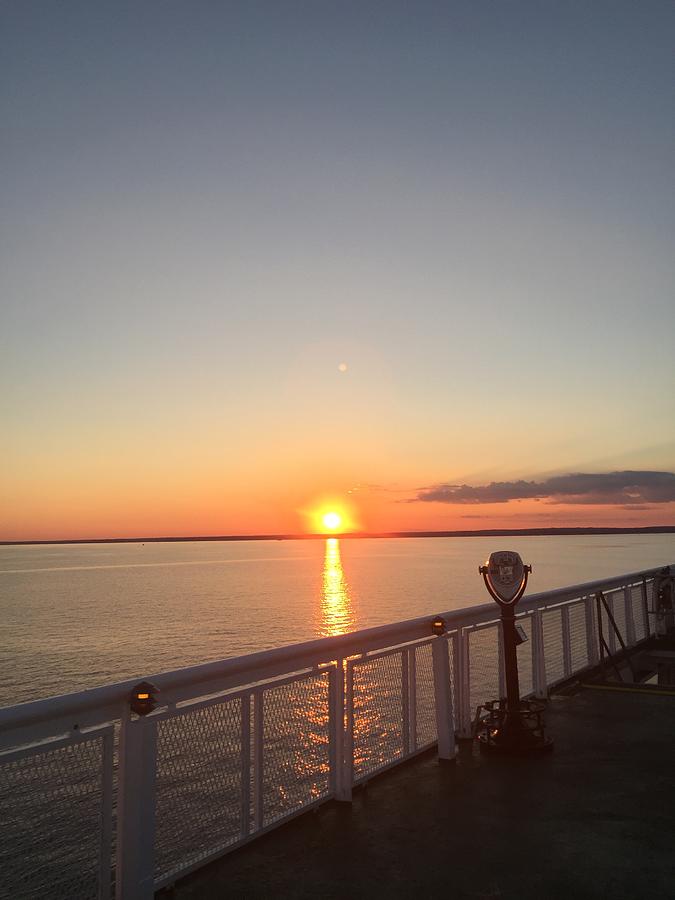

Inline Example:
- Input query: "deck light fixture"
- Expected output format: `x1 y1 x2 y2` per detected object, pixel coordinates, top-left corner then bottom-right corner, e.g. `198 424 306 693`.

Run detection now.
431 616 446 635
130 681 159 716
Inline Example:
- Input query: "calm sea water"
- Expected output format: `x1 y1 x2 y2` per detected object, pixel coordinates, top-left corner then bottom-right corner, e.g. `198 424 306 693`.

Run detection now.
1 534 673 707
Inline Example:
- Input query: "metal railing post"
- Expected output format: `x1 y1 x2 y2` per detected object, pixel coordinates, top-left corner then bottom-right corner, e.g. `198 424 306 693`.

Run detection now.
331 659 352 802
624 586 636 647
561 606 572 678
407 646 417 753
432 635 456 760
328 667 337 796
116 708 157 900
450 632 460 727
641 578 651 636
531 608 547 699
585 594 599 666
456 629 472 739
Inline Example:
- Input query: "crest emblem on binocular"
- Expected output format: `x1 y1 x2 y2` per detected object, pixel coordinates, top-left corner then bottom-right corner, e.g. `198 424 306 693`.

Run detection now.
482 550 527 605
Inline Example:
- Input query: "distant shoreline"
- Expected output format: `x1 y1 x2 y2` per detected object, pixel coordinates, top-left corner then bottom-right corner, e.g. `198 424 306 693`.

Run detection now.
2 525 674 547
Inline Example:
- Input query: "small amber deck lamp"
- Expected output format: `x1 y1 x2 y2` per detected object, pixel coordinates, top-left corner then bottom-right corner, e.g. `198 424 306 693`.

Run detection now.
431 616 446 636
130 681 159 716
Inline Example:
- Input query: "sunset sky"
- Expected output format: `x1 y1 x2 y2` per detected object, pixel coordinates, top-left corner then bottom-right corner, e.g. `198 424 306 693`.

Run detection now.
2 2 674 541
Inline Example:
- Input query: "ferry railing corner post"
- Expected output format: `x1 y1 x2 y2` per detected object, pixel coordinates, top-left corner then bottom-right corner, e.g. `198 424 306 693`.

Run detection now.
330 658 352 802
456 628 473 739
624 585 636 647
431 626 456 761
641 577 651 636
585 594 599 666
116 690 158 900
561 605 573 678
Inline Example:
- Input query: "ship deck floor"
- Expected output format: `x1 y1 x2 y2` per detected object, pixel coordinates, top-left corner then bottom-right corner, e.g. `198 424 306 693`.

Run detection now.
163 685 675 900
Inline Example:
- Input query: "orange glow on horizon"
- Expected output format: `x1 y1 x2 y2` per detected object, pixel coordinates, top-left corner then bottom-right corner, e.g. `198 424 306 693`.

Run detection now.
3 462 675 541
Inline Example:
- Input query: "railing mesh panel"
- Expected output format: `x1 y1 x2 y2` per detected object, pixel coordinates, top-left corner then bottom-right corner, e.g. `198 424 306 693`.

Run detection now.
414 642 436 749
568 602 589 672
447 637 457 723
589 601 601 662
154 697 242 883
603 591 617 650
352 652 404 780
0 734 108 900
515 615 533 697
468 625 500 713
645 578 655 634
542 608 565 685
261 672 330 826
631 584 648 642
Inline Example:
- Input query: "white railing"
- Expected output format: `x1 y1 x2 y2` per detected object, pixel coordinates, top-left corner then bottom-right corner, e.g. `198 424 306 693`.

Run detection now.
0 565 667 899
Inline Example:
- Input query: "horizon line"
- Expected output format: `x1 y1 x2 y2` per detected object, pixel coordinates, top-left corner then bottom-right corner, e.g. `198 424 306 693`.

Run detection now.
2 524 674 547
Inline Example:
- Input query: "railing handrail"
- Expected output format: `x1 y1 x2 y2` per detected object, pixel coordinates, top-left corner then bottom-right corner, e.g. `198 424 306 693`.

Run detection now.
2 561 669 899
0 563 666 735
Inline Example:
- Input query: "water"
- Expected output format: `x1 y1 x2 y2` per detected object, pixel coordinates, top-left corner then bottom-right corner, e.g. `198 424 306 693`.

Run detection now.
1 533 673 896
1 534 673 707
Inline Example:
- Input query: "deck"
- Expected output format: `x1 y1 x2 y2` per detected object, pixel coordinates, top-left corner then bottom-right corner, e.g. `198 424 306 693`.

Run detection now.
164 686 675 899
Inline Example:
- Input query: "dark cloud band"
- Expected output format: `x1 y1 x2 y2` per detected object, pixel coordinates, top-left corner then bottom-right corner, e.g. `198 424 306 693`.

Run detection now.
414 471 675 506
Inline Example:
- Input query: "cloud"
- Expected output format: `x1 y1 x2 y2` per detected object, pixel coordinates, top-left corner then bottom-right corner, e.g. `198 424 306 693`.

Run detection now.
414 471 675 506
347 483 401 495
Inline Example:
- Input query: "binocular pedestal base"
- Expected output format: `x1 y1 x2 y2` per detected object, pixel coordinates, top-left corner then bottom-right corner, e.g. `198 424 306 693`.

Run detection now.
475 697 554 755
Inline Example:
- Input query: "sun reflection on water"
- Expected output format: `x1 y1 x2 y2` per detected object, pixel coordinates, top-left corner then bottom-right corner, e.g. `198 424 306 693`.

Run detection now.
321 538 353 637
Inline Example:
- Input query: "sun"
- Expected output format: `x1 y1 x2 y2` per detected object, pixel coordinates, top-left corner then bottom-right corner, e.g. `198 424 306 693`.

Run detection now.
322 511 342 531
304 497 358 534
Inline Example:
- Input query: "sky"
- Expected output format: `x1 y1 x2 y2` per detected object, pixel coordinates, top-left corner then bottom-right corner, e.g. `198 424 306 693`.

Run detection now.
1 1 674 541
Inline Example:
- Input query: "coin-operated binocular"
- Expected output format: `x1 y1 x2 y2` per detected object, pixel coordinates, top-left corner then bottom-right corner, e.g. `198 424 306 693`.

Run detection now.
475 551 552 755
